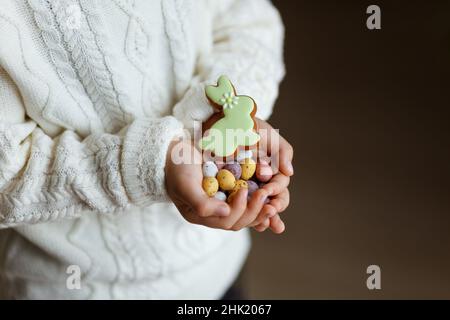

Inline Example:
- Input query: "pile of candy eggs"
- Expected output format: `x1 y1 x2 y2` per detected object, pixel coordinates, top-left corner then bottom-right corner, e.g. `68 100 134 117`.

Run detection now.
201 150 274 203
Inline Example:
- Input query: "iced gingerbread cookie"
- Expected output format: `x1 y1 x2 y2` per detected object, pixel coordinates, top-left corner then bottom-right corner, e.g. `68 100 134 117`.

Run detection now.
199 75 260 158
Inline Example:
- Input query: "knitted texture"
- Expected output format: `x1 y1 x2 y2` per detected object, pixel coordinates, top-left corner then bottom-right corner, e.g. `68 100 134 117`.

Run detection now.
0 0 284 299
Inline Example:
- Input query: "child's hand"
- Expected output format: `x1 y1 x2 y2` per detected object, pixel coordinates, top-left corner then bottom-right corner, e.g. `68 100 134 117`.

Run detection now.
250 119 294 234
165 140 270 231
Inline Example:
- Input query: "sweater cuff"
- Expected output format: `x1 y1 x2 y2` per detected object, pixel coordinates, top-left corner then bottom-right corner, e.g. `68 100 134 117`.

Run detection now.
122 116 184 206
173 83 214 131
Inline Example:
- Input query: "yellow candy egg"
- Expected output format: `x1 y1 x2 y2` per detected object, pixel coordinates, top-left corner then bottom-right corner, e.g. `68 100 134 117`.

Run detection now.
232 179 248 193
228 181 250 203
240 158 256 180
217 169 236 191
202 177 219 197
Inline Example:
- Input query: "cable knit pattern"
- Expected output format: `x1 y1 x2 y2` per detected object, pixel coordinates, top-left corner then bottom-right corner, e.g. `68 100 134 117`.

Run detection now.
30 0 132 133
162 0 194 98
116 0 167 116
78 0 136 126
0 116 182 228
0 0 284 299
27 0 99 132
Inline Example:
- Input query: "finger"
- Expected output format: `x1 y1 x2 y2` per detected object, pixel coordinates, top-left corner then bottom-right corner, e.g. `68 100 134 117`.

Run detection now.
255 120 276 158
224 188 249 227
230 189 269 231
255 119 293 176
186 188 248 230
262 173 290 196
279 138 294 176
176 181 230 218
253 219 270 232
250 204 277 227
270 189 290 213
269 214 286 234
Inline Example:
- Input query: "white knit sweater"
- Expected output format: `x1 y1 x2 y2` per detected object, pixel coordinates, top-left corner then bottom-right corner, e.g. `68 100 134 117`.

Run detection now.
0 0 284 299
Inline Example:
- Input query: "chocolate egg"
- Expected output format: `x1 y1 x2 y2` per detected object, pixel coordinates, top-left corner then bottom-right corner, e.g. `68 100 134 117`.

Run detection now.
217 169 236 191
240 158 256 180
214 191 227 201
246 180 259 197
202 177 218 197
202 161 219 178
256 162 273 182
232 179 248 193
223 162 241 180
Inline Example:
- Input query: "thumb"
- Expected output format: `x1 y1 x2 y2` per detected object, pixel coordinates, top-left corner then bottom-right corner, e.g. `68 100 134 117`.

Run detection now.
179 182 230 218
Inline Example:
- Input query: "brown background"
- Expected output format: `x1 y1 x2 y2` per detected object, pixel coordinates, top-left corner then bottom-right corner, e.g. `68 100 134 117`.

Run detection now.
246 0 450 299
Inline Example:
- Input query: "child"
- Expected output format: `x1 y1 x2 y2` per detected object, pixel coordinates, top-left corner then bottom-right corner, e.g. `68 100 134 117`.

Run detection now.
0 0 292 299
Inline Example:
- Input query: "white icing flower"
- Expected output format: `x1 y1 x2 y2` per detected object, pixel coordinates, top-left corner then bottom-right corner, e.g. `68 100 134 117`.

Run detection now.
219 92 239 109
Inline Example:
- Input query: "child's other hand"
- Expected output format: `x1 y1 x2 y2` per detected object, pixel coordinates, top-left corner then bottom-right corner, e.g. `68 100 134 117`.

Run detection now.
165 140 270 231
250 119 294 234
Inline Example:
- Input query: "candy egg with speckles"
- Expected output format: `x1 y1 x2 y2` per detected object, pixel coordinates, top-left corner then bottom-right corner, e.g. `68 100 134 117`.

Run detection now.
232 179 248 193
223 162 241 180
217 169 236 191
202 161 218 178
202 177 218 197
240 158 256 180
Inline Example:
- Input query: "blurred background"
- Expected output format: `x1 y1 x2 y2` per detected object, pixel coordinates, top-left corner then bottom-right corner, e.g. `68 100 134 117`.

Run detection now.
245 0 450 299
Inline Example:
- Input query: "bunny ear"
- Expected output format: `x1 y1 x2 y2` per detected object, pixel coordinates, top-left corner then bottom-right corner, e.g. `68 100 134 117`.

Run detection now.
205 75 235 105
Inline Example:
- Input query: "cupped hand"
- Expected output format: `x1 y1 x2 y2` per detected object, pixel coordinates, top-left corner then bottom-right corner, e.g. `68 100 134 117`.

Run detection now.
250 119 294 234
165 139 270 231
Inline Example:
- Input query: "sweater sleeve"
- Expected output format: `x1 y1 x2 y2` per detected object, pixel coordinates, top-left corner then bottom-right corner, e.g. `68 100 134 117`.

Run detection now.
173 0 285 129
0 66 184 228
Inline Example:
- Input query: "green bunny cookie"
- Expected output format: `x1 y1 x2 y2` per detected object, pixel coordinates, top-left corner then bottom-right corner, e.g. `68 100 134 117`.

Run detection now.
199 75 260 157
